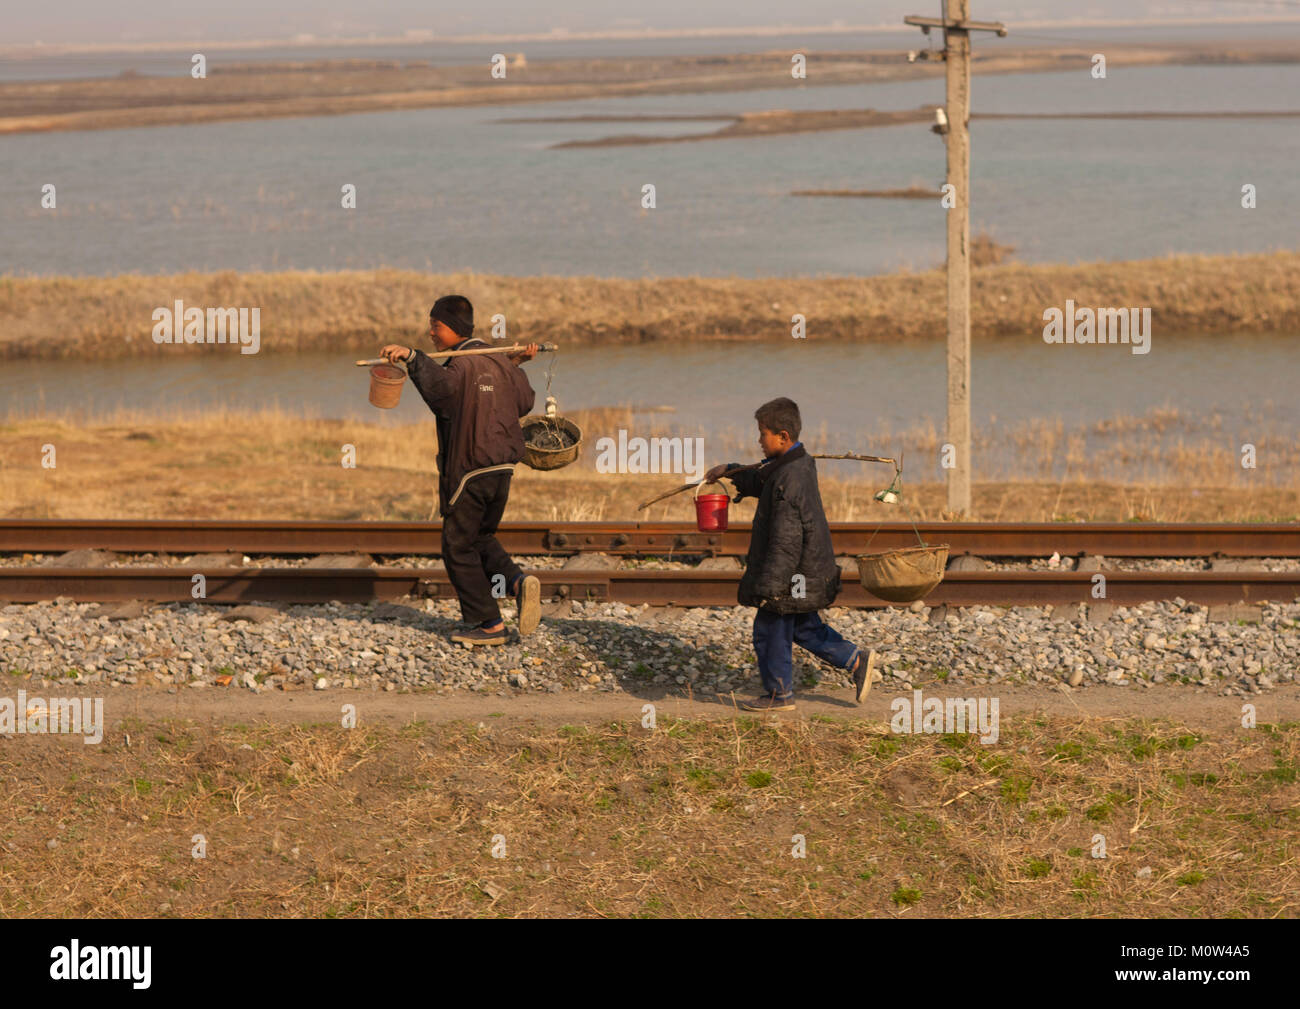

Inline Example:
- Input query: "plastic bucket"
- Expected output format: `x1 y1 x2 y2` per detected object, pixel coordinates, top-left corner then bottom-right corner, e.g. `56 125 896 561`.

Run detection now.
694 481 730 532
368 364 406 409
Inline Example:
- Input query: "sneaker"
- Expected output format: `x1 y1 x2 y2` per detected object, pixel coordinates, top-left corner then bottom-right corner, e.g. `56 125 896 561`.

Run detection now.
516 574 541 637
451 625 507 647
740 692 796 712
851 648 878 704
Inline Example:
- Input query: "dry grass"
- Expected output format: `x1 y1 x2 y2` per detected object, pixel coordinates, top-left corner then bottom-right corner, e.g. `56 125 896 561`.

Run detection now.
3 250 1299 360
1 405 1296 522
2 713 1295 917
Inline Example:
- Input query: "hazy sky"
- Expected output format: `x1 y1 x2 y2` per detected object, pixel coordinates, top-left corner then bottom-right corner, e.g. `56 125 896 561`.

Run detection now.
7 1 1284 47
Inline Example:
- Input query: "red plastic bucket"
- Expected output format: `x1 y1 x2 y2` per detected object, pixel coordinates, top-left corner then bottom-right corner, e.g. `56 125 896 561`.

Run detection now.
694 481 730 532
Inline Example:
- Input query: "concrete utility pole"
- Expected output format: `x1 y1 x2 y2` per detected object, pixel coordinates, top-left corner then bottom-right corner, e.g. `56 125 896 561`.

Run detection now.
904 2 1006 517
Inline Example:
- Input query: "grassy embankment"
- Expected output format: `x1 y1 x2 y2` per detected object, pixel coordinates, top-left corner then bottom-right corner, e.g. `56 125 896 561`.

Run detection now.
2 714 1296 917
2 251 1298 360
2 404 1297 522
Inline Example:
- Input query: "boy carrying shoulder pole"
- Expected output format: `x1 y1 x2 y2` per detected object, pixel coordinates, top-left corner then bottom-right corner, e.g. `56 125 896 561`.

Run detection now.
380 295 542 647
703 397 878 711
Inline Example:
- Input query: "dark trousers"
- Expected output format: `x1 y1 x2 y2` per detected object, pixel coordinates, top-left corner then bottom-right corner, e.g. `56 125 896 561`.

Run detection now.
752 609 859 697
441 472 523 627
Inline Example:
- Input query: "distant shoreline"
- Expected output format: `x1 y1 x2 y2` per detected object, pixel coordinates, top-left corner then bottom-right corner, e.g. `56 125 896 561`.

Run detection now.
536 107 1300 148
792 187 941 199
4 15 1300 57
2 41 1297 136
2 251 1296 361
549 107 935 147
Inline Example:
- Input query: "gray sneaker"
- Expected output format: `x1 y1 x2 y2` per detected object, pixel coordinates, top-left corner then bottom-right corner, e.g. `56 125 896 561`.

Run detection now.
852 649 878 704
516 574 541 637
451 626 507 648
740 692 796 712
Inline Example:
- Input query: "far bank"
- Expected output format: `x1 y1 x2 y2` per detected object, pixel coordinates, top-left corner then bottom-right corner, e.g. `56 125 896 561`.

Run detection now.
1 250 1296 360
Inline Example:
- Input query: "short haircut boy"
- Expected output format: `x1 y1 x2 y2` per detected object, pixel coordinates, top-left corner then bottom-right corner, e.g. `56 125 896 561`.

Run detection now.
754 397 801 441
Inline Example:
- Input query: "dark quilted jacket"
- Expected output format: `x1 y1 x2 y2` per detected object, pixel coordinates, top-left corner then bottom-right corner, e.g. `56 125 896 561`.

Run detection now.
406 338 535 516
726 445 840 613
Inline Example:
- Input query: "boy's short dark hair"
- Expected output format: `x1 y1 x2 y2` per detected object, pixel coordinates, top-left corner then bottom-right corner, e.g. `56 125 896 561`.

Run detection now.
755 397 801 441
430 294 474 338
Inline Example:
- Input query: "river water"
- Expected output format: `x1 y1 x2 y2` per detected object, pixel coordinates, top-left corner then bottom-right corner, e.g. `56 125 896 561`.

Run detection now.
4 333 1295 481
2 61 1298 277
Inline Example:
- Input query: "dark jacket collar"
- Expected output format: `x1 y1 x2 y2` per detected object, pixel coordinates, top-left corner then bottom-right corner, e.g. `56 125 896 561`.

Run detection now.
758 443 807 484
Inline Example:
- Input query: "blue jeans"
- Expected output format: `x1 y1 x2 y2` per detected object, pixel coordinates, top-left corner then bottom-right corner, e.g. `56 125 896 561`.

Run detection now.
752 610 860 697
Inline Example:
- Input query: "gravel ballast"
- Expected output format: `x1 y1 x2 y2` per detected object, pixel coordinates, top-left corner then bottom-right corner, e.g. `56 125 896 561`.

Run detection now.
1 595 1296 699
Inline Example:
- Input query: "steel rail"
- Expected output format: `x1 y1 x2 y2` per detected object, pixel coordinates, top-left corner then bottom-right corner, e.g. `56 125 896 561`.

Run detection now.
2 566 1297 608
2 520 1297 558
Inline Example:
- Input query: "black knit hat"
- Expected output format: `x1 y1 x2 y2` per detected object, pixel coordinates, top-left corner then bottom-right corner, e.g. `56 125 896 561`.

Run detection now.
430 295 474 340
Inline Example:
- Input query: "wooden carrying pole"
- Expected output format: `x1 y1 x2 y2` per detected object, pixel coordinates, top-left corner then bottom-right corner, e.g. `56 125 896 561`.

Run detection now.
355 342 557 366
637 452 899 511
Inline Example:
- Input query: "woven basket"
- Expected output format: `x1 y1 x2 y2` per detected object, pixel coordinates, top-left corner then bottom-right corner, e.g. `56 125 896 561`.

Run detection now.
857 544 950 603
520 415 584 471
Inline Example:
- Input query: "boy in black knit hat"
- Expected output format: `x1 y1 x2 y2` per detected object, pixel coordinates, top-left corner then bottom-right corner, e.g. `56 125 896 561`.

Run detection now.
381 295 541 646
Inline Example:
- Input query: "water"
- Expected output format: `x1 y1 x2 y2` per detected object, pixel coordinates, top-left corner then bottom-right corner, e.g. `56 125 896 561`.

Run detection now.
2 62 1298 277
4 334 1294 480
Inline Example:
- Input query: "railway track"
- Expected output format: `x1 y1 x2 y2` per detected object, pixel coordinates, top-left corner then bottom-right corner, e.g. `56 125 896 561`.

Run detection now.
3 520 1299 558
2 520 1297 607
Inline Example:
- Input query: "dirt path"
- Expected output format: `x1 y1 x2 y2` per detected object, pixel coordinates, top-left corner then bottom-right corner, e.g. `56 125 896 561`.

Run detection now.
87 681 1300 731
